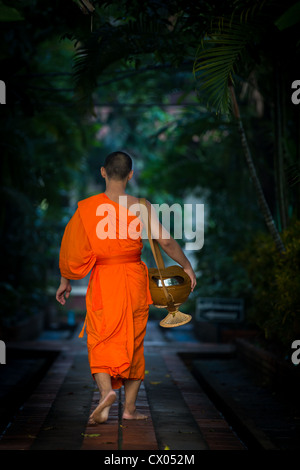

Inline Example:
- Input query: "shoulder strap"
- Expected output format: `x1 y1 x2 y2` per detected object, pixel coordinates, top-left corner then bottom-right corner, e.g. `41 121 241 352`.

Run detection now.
139 197 173 306
139 198 165 269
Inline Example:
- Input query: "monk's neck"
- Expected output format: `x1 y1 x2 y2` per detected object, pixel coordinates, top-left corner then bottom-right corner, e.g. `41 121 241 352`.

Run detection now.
104 181 128 200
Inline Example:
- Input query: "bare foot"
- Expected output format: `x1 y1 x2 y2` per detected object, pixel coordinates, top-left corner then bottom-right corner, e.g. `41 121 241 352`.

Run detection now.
89 390 117 424
122 409 148 420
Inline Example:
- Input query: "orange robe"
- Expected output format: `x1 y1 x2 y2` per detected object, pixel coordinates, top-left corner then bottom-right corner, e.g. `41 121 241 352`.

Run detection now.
59 192 153 389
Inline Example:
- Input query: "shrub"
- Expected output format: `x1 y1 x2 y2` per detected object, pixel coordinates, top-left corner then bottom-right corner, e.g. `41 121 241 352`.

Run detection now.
236 219 300 352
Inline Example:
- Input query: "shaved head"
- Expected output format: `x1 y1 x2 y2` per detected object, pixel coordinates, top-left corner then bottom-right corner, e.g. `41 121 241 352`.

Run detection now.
103 151 133 181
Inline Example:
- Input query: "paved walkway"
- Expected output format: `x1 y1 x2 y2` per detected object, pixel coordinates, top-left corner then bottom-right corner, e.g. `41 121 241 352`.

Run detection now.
0 320 246 451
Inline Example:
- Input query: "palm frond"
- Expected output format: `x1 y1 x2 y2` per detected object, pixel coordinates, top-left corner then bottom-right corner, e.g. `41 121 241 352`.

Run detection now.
192 0 283 115
72 14 172 96
193 18 253 115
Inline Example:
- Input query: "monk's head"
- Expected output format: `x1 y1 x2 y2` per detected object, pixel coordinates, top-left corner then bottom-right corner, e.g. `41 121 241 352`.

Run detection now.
101 151 133 182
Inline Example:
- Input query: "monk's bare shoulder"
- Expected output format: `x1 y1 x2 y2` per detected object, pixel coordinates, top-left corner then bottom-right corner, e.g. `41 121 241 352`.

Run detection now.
126 195 152 208
126 195 140 205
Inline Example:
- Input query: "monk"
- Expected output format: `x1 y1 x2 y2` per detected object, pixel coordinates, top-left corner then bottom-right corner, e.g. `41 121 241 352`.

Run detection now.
56 151 196 424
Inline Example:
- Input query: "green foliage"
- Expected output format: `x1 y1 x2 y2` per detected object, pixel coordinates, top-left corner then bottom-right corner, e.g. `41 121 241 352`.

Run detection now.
236 220 300 350
193 1 300 119
275 1 300 30
193 18 254 115
0 2 96 332
0 1 24 22
135 103 267 299
0 0 299 347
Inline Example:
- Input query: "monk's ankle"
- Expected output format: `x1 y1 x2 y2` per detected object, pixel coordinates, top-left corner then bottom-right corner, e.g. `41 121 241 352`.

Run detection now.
100 389 114 402
124 404 136 415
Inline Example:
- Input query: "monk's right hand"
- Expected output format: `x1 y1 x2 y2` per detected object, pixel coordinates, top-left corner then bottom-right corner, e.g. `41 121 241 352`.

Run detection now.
56 279 72 305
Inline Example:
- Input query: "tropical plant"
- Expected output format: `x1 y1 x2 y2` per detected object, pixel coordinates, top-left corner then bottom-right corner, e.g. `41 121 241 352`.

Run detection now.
193 0 300 251
1 0 298 341
236 219 300 352
0 1 97 336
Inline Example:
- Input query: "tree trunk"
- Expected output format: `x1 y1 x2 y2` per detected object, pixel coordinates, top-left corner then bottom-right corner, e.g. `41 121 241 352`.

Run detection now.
274 62 289 231
229 82 286 254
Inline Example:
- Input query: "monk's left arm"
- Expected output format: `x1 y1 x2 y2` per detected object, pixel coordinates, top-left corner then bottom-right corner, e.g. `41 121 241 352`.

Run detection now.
56 208 96 305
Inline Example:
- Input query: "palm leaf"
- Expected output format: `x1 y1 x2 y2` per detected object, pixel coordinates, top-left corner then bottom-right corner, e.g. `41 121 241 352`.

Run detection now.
72 14 172 96
193 0 279 115
193 19 252 115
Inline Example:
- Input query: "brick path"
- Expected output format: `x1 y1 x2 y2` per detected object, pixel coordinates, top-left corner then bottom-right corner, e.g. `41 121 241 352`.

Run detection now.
0 321 246 451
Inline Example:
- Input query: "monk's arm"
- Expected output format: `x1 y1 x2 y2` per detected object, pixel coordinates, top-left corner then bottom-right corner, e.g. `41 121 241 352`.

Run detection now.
56 276 72 305
159 236 191 268
144 200 197 291
158 237 196 291
56 208 97 305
